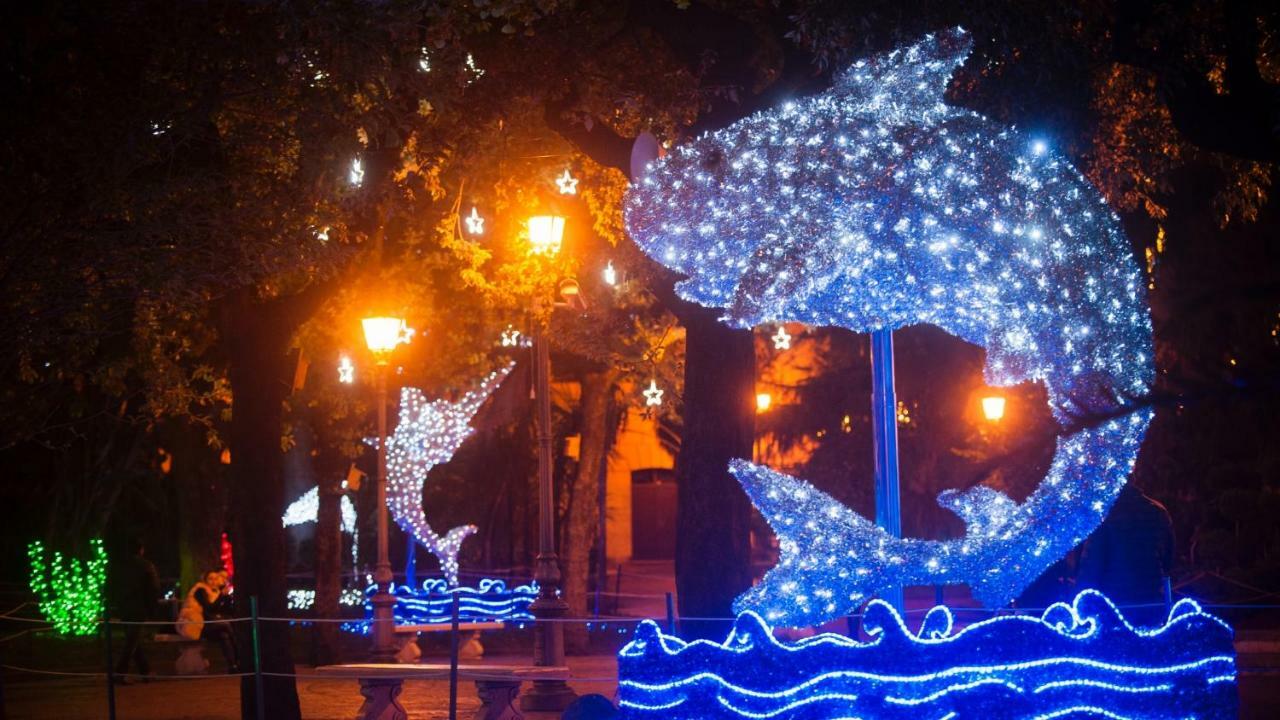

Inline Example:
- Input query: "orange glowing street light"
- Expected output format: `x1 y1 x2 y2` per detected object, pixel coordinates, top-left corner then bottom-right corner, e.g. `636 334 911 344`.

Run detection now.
525 212 578 708
362 316 410 364
360 313 409 659
528 214 565 256
981 395 1007 422
756 392 773 413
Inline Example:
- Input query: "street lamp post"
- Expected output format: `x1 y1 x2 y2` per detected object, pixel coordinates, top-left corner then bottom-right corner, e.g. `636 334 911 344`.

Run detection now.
362 316 407 661
521 215 578 712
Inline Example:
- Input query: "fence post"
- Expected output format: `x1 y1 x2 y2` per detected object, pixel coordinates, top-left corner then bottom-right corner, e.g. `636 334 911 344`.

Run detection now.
664 592 675 634
251 596 264 720
103 616 117 720
448 591 460 720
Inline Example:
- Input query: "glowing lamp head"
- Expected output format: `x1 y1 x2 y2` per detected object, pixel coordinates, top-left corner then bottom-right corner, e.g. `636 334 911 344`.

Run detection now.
981 395 1006 422
528 215 565 256
362 316 408 363
756 392 773 412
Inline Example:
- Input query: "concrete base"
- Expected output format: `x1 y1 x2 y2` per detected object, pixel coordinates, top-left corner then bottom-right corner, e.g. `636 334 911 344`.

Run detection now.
518 679 578 713
356 678 408 720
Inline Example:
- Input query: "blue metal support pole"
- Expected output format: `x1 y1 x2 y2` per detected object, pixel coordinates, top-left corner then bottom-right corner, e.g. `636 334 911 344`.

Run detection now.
405 535 417 590
870 329 904 612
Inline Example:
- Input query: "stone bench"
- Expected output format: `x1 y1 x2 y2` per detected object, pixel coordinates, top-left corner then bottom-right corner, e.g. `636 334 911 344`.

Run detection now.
394 621 505 660
314 663 570 720
153 632 207 674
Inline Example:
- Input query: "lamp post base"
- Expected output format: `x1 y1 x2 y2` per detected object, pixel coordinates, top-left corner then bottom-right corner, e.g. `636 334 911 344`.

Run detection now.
519 680 579 713
370 590 397 661
521 594 576 712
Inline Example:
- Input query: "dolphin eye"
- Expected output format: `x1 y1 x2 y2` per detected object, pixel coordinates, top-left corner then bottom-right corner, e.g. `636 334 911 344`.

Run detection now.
703 149 725 170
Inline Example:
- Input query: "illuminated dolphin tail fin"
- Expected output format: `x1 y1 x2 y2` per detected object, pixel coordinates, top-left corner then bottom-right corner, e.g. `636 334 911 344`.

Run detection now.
936 484 1026 608
832 27 972 105
432 525 478 586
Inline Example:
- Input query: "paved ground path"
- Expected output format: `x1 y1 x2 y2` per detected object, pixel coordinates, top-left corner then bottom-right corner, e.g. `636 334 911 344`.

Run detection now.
2 654 619 720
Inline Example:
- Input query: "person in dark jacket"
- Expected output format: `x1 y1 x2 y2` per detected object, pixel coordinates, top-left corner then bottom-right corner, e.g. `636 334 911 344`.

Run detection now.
112 538 160 679
1077 483 1175 626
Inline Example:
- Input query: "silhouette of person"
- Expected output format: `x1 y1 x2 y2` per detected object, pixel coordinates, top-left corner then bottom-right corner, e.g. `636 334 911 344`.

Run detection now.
112 538 160 679
1077 483 1174 626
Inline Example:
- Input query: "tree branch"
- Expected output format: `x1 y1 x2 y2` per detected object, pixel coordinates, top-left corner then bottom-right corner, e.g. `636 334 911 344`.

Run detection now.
1113 0 1280 162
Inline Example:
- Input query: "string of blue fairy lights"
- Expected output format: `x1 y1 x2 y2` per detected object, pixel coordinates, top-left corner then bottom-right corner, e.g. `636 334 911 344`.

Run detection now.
616 590 1237 720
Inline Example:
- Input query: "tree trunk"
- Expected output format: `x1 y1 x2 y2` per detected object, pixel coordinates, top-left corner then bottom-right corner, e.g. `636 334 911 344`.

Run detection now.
167 419 227 592
224 293 302 720
562 369 615 652
311 464 343 666
674 305 755 639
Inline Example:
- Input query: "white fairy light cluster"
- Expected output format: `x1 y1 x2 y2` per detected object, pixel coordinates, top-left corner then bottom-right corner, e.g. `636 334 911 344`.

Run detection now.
286 587 365 611
500 324 522 347
365 364 514 586
282 486 357 533
282 486 359 570
624 28 1154 625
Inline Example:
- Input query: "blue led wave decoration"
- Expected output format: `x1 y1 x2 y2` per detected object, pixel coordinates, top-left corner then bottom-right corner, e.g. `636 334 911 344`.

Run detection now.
347 578 537 632
617 590 1237 720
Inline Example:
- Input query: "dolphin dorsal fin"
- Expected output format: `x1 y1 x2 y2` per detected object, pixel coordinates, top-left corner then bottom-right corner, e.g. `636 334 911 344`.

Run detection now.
832 27 972 112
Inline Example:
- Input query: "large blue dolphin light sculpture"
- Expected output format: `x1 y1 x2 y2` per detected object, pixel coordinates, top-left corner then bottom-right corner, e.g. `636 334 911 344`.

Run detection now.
624 28 1155 626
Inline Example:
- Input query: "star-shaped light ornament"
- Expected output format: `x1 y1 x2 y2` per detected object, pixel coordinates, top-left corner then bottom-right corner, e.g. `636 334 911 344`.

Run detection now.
642 379 664 407
464 206 484 235
500 325 522 347
555 169 579 195
337 355 355 384
364 364 515 585
771 325 792 350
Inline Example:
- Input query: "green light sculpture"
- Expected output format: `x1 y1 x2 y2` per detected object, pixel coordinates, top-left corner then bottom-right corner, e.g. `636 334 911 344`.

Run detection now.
27 538 108 636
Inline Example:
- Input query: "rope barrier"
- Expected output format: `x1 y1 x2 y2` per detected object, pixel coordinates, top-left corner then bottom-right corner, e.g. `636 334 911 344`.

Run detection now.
0 602 32 618
5 597 1280 638
0 615 52 625
0 628 43 644
0 664 256 679
9 663 1280 683
2 664 106 678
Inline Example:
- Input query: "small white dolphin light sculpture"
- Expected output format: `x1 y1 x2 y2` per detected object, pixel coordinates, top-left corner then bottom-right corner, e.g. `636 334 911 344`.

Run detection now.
624 28 1154 626
365 363 514 586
